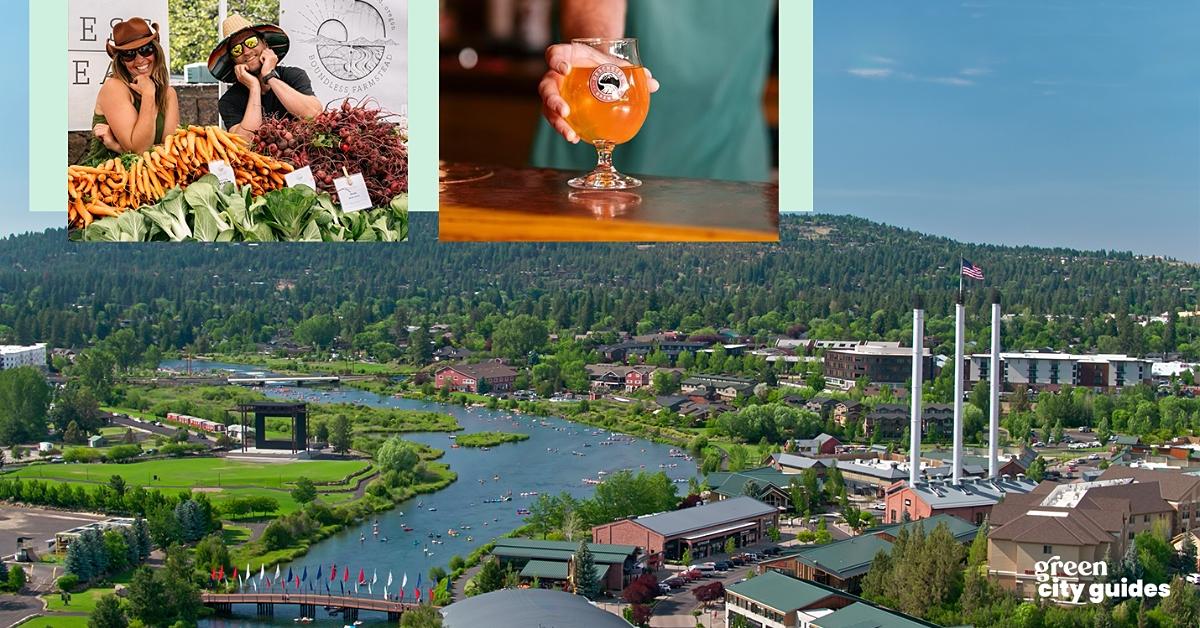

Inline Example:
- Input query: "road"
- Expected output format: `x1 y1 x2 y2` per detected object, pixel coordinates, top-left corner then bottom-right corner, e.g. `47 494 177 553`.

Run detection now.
109 414 212 445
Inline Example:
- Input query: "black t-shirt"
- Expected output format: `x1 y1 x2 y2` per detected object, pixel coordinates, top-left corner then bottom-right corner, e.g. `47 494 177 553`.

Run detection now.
218 66 316 128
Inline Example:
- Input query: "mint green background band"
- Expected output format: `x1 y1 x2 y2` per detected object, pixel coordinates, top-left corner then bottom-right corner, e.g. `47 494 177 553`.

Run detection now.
31 1 67 212
36 1 809 216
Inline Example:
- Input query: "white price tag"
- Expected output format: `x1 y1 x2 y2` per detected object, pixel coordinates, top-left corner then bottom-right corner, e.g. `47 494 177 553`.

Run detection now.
334 173 373 212
285 166 317 190
207 160 237 185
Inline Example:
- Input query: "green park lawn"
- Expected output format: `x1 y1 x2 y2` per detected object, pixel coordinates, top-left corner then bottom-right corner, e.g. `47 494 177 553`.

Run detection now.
7 458 369 489
21 615 89 628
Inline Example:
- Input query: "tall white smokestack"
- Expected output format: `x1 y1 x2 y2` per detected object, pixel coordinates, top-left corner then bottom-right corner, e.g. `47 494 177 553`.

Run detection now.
909 295 924 486
989 290 1001 478
952 294 965 485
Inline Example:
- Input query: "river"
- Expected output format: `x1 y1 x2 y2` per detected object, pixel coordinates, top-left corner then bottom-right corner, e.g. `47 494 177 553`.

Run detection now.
160 360 699 626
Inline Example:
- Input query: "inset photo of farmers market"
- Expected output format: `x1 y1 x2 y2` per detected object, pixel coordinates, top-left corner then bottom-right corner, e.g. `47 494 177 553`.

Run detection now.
438 0 780 242
66 0 409 242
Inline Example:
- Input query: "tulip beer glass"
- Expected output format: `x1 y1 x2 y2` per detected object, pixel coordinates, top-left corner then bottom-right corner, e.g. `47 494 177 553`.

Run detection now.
562 38 651 189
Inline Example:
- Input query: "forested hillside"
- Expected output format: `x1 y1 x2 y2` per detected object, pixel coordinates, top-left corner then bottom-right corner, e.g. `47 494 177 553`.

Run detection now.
0 214 1196 357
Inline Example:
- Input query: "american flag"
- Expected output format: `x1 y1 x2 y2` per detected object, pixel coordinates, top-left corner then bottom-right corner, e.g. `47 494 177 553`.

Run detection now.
961 258 984 281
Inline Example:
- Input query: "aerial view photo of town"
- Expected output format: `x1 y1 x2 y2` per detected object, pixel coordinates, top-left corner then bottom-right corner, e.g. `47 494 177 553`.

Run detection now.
1 1 1198 628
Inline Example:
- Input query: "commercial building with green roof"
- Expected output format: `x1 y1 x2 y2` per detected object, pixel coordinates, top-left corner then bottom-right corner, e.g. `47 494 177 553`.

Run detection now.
707 467 794 510
491 538 641 592
722 571 941 628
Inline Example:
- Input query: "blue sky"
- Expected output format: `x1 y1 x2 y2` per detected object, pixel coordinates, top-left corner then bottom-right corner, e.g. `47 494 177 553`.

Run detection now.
816 0 1200 261
0 2 46 237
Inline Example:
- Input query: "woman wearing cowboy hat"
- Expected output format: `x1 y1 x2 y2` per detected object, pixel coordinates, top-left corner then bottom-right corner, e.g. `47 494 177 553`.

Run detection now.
79 18 179 166
209 15 323 141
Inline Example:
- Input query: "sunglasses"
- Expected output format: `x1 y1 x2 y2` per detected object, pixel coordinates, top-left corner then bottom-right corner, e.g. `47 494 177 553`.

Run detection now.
117 44 156 62
230 36 260 58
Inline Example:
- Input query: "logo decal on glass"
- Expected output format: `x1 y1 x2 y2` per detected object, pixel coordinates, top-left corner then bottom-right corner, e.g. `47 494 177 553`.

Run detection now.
589 64 629 103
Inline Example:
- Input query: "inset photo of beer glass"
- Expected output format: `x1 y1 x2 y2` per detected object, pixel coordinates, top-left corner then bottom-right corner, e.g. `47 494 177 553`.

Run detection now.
438 0 780 243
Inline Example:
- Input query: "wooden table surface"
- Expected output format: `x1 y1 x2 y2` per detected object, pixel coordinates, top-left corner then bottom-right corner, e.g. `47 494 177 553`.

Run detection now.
438 163 779 242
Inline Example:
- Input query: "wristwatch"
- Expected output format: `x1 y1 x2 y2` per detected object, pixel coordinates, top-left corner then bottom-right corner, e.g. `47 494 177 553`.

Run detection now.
261 70 281 84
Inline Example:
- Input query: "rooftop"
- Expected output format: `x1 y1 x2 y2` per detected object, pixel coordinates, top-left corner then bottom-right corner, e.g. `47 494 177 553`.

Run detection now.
870 513 980 544
441 588 630 628
1099 465 1200 502
791 534 893 579
813 602 937 628
725 570 838 613
491 538 638 565
900 476 1038 508
626 496 777 538
829 345 930 357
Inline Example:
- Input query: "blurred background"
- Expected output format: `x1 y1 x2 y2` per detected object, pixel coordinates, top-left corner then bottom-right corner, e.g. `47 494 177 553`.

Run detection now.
439 0 779 171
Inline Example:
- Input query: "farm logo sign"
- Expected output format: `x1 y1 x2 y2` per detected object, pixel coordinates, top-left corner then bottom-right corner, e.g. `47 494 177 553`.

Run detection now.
67 0 170 131
280 0 407 115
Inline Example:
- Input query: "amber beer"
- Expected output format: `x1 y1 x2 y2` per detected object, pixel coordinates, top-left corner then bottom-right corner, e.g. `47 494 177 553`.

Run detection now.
562 38 650 190
563 65 651 145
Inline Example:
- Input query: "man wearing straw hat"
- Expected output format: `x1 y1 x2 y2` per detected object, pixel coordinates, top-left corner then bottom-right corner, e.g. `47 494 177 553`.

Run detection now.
208 15 323 141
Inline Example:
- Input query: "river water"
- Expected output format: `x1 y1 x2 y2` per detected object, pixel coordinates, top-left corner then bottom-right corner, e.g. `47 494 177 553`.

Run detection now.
160 360 698 626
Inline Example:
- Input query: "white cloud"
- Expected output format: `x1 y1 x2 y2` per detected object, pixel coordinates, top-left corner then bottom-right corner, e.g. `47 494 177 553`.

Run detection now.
867 55 897 65
847 68 893 79
927 76 975 87
960 67 990 76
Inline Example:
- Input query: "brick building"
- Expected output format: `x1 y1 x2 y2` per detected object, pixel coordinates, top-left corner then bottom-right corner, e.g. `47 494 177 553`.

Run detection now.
591 497 779 566
433 361 518 393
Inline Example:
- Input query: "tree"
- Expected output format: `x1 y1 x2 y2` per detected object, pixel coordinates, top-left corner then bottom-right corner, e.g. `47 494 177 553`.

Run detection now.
1026 457 1046 482
315 421 330 443
63 421 86 445
72 351 116 404
290 476 318 505
492 314 548 360
400 603 444 628
572 540 600 599
193 533 231 574
167 0 280 73
293 314 339 350
693 581 724 608
407 326 433 365
376 438 420 474
630 604 653 627
681 547 693 567
0 367 51 445
622 573 659 605
473 558 504 595
50 386 104 435
133 517 153 560
330 414 352 454
89 594 127 628
102 529 129 575
126 546 202 626
724 536 737 556
175 499 208 542
108 475 127 498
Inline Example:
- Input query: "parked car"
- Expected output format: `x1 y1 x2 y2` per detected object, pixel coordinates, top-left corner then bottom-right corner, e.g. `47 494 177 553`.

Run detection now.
762 547 782 556
663 577 685 588
714 561 732 571
658 583 672 593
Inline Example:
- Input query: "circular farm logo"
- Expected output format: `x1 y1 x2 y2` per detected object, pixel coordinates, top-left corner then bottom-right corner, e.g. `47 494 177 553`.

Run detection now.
292 0 402 92
589 64 629 102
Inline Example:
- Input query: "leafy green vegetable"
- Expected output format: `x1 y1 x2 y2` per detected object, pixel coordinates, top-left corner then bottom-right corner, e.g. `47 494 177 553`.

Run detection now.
72 180 408 243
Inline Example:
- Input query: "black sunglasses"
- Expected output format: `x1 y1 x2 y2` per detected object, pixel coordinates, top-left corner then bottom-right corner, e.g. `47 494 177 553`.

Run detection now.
118 44 156 62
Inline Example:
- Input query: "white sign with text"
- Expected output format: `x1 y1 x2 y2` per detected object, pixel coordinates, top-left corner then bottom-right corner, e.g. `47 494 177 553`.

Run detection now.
284 165 318 190
279 0 408 116
334 172 373 212
67 0 170 131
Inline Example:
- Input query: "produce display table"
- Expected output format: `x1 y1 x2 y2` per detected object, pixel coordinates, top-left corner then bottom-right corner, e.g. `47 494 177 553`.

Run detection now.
437 163 779 242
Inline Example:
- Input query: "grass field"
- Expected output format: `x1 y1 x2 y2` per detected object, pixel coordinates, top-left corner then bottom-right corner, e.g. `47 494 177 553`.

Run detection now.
20 615 89 628
7 458 369 489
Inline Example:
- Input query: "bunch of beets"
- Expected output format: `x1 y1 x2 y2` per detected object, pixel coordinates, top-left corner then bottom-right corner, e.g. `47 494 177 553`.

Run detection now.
253 99 408 206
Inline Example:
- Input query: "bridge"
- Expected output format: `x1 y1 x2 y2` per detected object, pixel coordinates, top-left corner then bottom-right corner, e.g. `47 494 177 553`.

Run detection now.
228 375 343 386
202 592 428 622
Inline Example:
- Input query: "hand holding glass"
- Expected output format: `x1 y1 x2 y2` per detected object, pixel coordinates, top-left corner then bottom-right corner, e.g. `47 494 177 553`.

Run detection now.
557 39 651 190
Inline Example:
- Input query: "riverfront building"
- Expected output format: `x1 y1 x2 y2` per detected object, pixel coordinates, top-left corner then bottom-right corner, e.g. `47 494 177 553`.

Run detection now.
591 496 779 566
0 343 47 370
489 538 641 593
432 361 518 393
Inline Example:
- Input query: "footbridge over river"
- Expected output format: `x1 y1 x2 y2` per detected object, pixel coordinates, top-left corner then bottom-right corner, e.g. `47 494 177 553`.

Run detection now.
201 592 429 622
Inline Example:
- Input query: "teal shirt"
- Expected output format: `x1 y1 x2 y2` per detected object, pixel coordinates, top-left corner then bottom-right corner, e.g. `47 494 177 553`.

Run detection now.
530 0 775 182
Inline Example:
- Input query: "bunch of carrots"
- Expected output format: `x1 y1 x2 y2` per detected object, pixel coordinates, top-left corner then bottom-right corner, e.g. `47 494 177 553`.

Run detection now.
67 125 295 229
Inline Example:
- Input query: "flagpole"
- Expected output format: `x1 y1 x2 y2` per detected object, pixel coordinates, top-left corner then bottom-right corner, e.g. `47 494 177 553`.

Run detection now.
959 254 964 300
